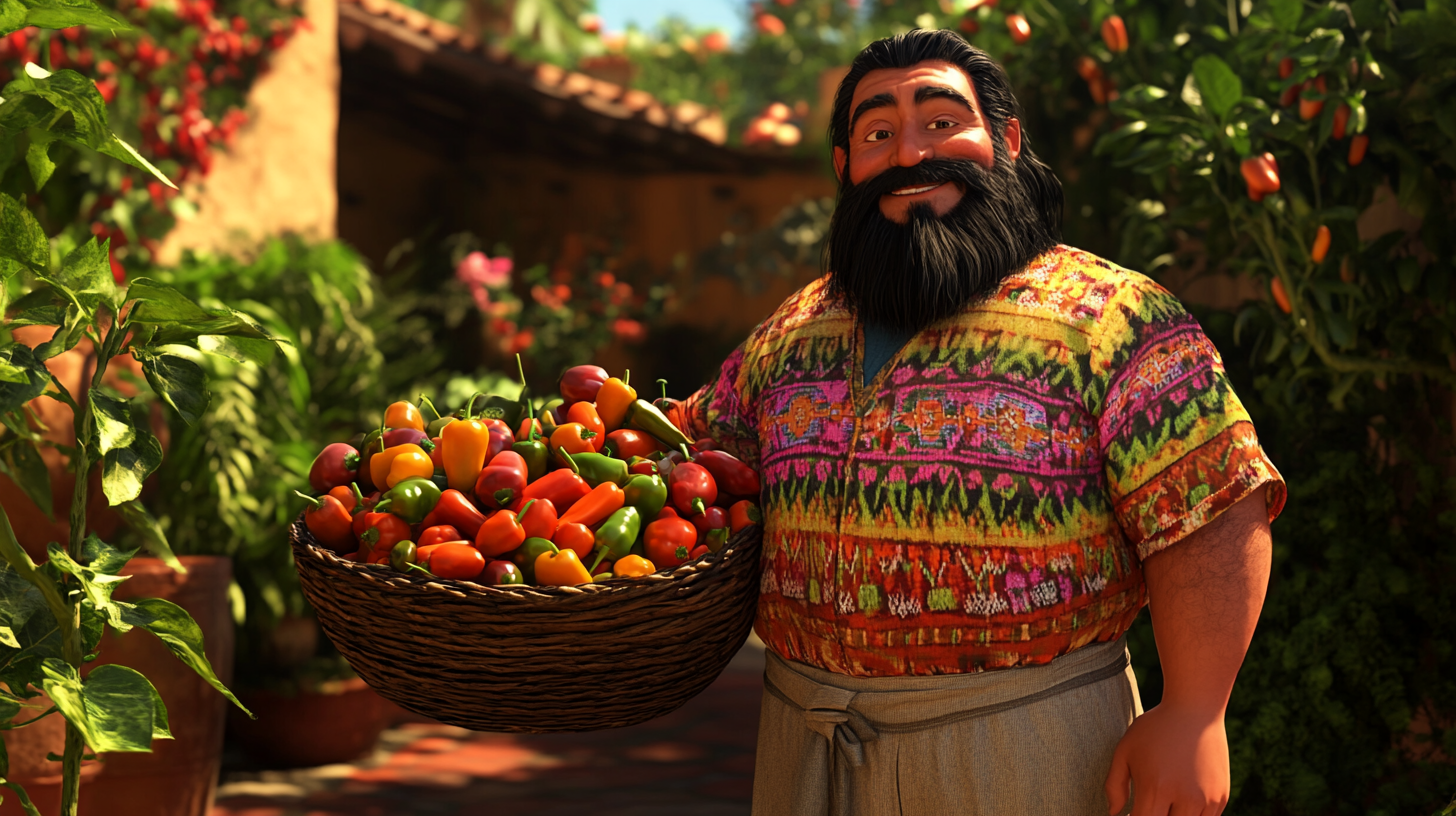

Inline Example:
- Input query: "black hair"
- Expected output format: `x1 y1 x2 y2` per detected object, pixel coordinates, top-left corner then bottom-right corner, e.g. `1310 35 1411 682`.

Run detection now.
828 28 1063 239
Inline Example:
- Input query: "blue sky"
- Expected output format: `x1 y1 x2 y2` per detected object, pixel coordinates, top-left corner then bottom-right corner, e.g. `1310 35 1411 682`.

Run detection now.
596 0 745 37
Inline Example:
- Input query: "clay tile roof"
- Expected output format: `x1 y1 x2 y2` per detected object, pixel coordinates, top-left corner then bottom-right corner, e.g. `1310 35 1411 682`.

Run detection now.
337 0 729 146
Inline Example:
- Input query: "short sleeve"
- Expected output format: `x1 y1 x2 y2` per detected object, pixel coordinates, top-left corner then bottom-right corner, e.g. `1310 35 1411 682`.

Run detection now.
1095 281 1286 561
668 344 762 470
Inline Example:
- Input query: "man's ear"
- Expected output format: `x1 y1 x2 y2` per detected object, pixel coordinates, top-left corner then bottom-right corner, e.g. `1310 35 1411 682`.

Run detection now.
1004 118 1022 162
832 146 847 183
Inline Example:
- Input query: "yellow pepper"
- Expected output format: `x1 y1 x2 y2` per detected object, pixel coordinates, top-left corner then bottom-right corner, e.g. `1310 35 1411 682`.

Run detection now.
612 554 656 578
442 418 492 492
386 450 435 488
535 544 594 586
371 443 426 488
595 370 637 432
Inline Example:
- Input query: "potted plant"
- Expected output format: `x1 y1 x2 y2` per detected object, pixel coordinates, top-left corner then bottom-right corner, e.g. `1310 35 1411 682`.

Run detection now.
0 3 277 815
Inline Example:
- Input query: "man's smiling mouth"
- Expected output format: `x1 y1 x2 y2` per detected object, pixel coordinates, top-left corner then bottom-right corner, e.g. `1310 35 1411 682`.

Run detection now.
889 183 945 196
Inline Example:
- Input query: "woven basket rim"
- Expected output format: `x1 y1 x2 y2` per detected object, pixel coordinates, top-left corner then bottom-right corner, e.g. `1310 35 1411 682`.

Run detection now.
290 512 760 602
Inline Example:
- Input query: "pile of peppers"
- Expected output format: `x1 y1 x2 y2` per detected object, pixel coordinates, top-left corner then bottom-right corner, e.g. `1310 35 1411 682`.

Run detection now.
298 362 762 587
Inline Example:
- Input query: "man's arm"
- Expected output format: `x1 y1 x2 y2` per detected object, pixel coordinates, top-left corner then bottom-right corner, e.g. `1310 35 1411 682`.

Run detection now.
1105 483 1273 816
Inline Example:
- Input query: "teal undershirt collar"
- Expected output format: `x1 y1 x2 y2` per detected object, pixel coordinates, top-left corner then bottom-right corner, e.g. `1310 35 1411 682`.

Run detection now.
862 322 917 386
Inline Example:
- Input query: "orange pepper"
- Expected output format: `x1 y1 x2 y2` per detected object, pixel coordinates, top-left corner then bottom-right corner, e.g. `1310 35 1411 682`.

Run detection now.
1310 225 1331 263
566 402 607 451
535 544 593 586
612 554 656 578
595 370 637 432
385 401 425 432
550 423 597 460
386 450 435 488
443 419 493 492
475 505 528 557
558 482 625 527
371 443 426 488
554 521 596 559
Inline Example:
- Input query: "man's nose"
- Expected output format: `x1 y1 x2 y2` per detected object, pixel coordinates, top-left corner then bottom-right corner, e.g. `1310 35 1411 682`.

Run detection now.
893 126 934 168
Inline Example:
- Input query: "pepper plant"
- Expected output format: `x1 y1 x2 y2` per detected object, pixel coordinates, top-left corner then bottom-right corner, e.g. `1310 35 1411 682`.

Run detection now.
0 2 267 813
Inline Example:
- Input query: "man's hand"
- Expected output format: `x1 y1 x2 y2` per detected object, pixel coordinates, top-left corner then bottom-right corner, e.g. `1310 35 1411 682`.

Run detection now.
1105 484 1272 816
1105 702 1230 815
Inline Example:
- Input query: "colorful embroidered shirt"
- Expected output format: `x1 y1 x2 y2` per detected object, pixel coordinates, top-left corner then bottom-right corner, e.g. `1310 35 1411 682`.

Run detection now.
674 245 1286 677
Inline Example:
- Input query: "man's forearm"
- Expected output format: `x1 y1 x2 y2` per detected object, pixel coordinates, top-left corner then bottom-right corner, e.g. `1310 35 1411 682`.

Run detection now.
1143 484 1273 717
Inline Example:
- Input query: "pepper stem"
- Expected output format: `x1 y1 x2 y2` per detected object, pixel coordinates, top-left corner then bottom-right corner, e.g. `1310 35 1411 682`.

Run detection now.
343 451 361 471
517 354 527 388
464 392 484 421
679 443 692 462
418 394 443 421
293 490 322 509
658 379 668 401
404 562 435 578
373 498 394 514
623 369 630 388
560 450 580 474
351 483 366 513
517 499 536 518
589 545 610 574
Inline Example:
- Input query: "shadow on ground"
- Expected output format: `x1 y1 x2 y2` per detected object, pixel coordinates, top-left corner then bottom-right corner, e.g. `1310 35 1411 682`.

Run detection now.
212 636 765 816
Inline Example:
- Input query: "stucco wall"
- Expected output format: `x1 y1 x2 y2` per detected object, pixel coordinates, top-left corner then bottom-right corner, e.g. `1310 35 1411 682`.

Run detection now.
157 0 340 261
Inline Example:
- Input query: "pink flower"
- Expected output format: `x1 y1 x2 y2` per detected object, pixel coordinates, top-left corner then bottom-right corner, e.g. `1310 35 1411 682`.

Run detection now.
992 473 1015 492
456 251 513 288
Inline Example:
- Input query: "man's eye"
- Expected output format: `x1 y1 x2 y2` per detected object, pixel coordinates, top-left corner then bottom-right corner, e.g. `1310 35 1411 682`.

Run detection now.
866 130 891 142
930 120 955 130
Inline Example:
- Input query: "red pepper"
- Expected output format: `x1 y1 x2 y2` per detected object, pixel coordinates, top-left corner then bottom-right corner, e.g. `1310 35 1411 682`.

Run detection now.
383 427 435 453
554 521 595 558
521 469 591 514
358 512 411 562
351 489 382 538
427 543 486 580
559 364 608 403
1240 153 1281 202
519 498 558 540
475 450 529 509
475 503 531 557
1299 75 1327 121
327 484 358 514
689 544 709 560
1332 103 1350 141
644 514 698 568
605 429 662 460
692 450 760 497
1099 14 1128 53
517 417 542 440
418 525 462 549
308 443 360 493
729 500 761 534
668 454 718 517
691 506 729 537
566 402 607 452
656 506 680 521
483 418 516 462
1348 134 1369 166
420 489 487 539
628 457 658 476
296 491 355 552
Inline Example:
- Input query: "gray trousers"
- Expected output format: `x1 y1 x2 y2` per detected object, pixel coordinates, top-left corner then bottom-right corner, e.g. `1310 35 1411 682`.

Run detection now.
751 638 1142 816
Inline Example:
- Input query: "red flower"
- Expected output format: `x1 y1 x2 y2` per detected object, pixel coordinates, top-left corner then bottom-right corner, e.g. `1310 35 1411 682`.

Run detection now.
612 319 646 343
506 329 535 355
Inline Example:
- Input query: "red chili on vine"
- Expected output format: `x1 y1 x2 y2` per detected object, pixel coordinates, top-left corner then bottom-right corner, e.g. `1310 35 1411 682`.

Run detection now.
1240 153 1281 202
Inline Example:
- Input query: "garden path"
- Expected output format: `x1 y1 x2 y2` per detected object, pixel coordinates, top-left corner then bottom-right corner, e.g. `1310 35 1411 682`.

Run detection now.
210 635 764 816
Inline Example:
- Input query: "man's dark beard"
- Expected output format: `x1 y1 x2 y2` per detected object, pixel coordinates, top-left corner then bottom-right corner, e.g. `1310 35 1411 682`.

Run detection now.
824 156 1058 332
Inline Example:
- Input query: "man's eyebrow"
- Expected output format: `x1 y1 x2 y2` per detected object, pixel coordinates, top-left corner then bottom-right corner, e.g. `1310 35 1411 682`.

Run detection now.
849 93 895 134
914 85 975 112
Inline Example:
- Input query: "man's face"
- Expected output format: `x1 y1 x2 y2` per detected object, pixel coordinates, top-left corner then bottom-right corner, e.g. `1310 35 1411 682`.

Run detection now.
832 61 1022 224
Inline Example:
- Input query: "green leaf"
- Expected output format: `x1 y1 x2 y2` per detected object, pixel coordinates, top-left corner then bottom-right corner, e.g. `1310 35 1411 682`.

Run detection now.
31 304 88 362
0 194 48 273
39 659 91 744
119 598 250 717
0 0 25 35
101 427 161 506
79 533 136 576
90 392 135 457
0 780 43 816
19 0 131 31
0 624 18 649
0 345 51 415
56 238 111 294
1192 55 1243 120
114 501 182 573
23 133 55 192
80 665 169 751
46 543 130 630
1270 0 1302 30
1397 257 1422 292
1325 312 1354 348
1093 120 1149 155
0 439 52 520
96 135 174 191
140 354 209 426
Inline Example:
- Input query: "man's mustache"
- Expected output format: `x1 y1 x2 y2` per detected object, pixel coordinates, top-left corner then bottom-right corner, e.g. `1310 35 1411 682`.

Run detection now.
842 158 1003 211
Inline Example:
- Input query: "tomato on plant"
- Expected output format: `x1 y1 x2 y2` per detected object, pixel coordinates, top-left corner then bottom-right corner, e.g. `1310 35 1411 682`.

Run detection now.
1311 225 1331 264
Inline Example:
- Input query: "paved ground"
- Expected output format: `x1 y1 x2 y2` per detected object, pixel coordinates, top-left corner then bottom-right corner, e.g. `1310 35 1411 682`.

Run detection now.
210 636 765 816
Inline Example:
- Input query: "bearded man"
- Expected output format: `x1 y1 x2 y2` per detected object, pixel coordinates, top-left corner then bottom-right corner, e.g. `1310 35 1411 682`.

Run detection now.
669 28 1285 816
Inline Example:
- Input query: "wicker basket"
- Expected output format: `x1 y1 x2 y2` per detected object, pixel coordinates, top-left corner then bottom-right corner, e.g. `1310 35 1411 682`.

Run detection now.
289 515 763 732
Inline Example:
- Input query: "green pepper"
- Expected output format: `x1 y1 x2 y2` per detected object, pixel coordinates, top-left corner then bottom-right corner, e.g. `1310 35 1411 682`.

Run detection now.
538 399 563 438
569 452 629 488
390 540 418 572
474 394 525 429
427 414 457 438
623 474 667 519
511 537 560 584
376 476 441 524
624 399 692 450
588 506 642 573
513 435 550 484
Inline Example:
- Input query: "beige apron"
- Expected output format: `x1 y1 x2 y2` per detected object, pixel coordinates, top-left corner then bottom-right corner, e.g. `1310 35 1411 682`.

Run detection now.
751 637 1142 816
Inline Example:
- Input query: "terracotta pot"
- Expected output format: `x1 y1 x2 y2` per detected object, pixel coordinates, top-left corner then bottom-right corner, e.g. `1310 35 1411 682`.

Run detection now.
77 556 235 816
0 692 103 816
228 676 390 768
